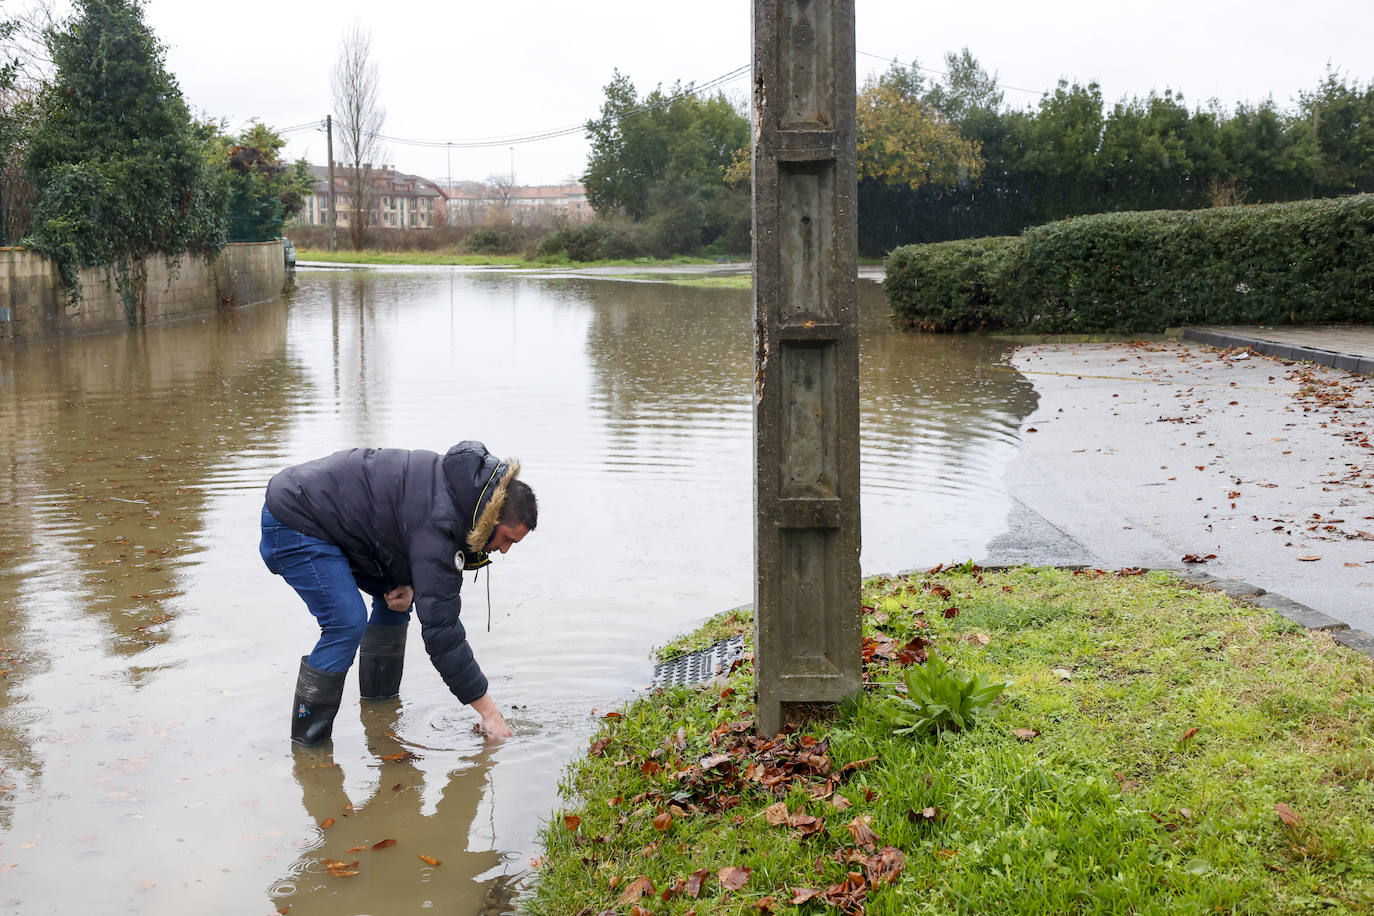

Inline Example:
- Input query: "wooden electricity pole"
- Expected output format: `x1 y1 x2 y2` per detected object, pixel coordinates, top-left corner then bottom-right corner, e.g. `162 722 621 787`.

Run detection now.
752 0 861 737
326 114 338 252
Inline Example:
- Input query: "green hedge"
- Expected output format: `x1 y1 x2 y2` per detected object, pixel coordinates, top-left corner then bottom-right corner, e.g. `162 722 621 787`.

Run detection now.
884 194 1374 333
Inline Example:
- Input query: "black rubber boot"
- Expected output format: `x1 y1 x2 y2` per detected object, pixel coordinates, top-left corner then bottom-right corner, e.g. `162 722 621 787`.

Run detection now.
358 623 407 700
291 657 346 746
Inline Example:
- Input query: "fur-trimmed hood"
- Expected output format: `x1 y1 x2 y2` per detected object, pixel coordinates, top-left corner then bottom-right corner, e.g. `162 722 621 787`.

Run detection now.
440 441 521 564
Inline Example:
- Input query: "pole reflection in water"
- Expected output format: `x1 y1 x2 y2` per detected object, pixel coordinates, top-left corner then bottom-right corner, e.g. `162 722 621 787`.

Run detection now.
0 267 1036 914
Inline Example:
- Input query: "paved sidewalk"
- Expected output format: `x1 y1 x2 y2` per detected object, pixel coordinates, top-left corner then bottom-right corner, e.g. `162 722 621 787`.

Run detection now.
1184 325 1374 374
993 337 1374 657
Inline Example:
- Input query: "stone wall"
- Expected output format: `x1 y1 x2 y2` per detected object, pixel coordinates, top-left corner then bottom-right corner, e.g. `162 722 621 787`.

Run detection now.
0 241 287 346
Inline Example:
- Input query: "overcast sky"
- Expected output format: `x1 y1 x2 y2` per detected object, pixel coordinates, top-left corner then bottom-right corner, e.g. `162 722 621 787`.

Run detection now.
120 0 1374 186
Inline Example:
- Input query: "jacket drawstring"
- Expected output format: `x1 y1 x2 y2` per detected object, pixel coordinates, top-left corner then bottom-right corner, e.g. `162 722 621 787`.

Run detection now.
473 566 491 632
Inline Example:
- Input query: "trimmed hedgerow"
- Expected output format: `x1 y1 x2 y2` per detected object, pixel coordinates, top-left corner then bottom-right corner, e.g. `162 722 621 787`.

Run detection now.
885 194 1374 333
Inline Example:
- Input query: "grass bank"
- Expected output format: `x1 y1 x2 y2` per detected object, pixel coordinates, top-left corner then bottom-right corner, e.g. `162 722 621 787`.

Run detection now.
295 248 725 270
527 566 1374 915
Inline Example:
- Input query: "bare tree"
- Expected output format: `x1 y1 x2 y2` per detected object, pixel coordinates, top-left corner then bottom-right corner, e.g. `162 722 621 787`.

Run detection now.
330 20 385 249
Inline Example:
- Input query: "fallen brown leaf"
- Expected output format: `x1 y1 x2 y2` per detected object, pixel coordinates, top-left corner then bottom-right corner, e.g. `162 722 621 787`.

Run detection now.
418 854 440 866
1011 728 1040 741
1274 802 1302 826
319 817 335 829
564 814 581 831
847 814 879 850
379 751 416 762
371 838 397 850
718 865 752 890
618 875 656 904
345 845 366 853
763 801 789 826
1179 727 1199 742
1297 555 1322 562
685 868 709 898
652 811 672 831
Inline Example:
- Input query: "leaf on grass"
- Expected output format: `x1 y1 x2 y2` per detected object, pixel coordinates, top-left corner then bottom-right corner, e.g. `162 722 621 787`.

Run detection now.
1052 668 1073 681
763 801 790 826
684 868 709 898
1274 802 1302 826
564 814 581 831
718 865 752 890
1011 728 1040 741
652 811 672 831
371 838 397 850
1179 727 1199 742
418 854 440 866
790 887 824 904
603 711 624 720
943 606 960 619
700 753 732 771
866 845 906 885
618 875 655 904
847 815 879 850
319 817 335 829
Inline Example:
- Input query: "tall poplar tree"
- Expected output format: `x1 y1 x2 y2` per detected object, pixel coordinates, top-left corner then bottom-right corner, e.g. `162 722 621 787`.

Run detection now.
24 0 227 322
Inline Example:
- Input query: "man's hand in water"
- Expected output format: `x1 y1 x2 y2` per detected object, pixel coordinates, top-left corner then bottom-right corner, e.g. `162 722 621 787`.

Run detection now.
384 585 414 611
469 693 513 740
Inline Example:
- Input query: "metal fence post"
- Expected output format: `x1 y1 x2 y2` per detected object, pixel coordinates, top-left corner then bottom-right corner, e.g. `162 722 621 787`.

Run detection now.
752 0 861 737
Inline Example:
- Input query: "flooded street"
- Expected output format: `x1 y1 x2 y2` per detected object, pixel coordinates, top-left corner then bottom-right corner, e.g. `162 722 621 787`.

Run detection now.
0 268 1034 914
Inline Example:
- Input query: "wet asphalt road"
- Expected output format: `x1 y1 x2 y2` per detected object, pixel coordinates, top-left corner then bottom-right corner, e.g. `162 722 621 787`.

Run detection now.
986 338 1374 638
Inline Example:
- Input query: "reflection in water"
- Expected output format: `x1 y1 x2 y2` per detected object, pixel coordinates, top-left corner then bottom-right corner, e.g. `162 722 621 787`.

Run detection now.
275 702 514 915
0 268 1036 914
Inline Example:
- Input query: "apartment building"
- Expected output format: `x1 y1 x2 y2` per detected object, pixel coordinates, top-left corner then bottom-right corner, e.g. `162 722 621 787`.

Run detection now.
296 165 445 229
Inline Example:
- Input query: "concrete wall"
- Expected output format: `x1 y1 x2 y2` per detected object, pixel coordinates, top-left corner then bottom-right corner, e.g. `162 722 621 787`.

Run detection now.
0 241 287 347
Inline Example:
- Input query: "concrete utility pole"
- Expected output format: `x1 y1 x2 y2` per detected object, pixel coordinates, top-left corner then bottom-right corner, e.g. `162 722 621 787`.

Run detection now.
752 0 861 737
326 115 339 252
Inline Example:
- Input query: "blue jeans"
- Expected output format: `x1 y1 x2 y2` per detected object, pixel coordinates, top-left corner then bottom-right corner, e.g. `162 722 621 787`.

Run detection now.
259 504 410 673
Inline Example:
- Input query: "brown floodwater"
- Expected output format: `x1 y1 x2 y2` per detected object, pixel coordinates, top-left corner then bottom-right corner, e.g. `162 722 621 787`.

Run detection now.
0 267 1035 914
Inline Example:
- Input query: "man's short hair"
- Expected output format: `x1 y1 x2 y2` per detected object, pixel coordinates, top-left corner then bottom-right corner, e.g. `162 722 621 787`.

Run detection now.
500 479 538 530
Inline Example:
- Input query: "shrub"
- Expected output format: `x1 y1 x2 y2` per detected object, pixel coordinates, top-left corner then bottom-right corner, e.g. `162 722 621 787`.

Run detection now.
884 236 1021 331
885 194 1374 333
535 222 642 262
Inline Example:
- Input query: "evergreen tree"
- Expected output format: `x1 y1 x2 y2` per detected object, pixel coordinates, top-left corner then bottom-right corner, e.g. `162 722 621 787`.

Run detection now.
24 0 227 321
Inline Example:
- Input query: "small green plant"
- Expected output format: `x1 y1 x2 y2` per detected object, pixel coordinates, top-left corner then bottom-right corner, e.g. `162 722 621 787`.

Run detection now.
877 651 1005 736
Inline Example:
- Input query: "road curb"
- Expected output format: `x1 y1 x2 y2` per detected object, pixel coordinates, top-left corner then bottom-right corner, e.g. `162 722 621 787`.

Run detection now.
1182 328 1373 376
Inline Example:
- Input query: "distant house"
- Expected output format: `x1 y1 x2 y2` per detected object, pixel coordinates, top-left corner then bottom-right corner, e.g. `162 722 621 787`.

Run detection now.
295 164 446 229
441 181 593 226
293 167 593 230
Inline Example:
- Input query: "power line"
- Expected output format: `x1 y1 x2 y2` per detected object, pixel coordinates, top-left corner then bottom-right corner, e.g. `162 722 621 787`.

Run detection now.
277 52 1046 157
370 63 754 150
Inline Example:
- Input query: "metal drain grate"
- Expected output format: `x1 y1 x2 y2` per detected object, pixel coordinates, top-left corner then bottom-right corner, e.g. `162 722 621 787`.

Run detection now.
652 635 746 688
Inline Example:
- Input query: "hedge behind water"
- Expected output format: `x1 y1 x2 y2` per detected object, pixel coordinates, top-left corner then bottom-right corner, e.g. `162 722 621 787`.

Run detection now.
884 194 1374 333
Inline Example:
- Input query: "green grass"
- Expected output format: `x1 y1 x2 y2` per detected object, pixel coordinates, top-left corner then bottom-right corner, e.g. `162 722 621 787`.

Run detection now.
295 248 732 270
526 567 1374 915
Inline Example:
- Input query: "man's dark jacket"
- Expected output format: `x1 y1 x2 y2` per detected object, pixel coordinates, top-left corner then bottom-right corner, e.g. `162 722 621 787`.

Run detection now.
265 440 517 704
